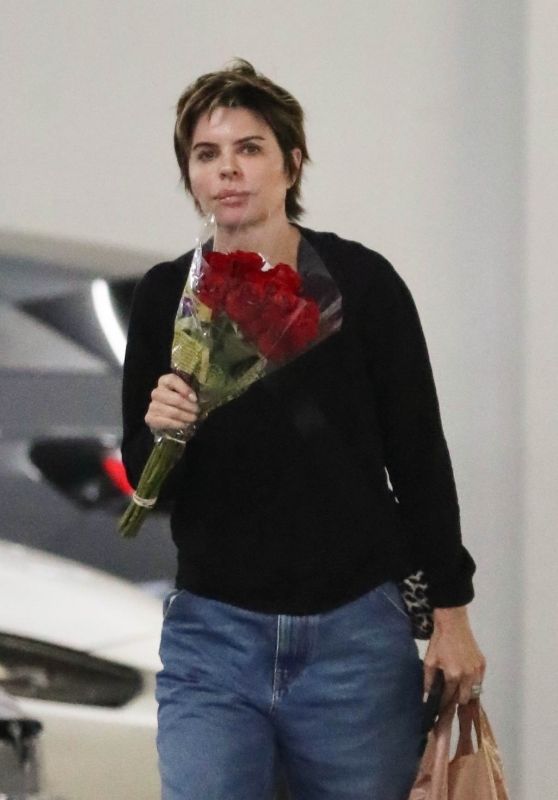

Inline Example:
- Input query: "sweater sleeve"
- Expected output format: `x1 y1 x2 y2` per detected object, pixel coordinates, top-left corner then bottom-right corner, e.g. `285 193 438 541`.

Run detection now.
121 264 184 504
363 259 476 607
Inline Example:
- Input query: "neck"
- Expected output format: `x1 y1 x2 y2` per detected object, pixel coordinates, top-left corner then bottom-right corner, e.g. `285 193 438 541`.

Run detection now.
214 215 300 267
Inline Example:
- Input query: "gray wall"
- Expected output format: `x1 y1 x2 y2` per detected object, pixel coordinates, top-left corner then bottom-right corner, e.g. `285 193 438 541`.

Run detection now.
524 0 558 794
2 2 555 796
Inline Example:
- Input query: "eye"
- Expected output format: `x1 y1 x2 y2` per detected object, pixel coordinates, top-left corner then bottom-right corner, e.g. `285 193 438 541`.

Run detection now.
195 149 216 162
240 142 261 155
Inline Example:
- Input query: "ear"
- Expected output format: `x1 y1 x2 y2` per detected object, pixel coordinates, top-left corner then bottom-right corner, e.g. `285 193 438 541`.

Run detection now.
288 148 303 185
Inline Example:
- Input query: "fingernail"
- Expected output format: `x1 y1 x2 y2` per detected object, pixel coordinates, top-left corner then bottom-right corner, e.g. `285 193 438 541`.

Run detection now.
188 393 197 401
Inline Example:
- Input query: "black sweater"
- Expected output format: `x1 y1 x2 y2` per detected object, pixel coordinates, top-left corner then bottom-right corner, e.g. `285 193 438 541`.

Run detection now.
121 227 475 613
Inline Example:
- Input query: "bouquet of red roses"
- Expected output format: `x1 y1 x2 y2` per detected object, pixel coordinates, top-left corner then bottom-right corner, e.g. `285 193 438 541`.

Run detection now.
119 223 342 537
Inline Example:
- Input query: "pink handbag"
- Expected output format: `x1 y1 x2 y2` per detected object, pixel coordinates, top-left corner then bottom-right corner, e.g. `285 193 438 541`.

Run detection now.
408 700 509 800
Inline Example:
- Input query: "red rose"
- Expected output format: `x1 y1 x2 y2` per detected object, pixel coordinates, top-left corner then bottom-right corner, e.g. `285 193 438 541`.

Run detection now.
229 251 265 282
197 251 236 310
224 281 267 326
205 251 234 271
264 285 300 317
229 251 265 270
197 271 230 310
265 263 302 294
195 250 319 363
284 300 320 354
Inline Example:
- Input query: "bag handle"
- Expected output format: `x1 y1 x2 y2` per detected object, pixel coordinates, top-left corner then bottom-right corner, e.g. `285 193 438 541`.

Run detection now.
433 702 456 791
453 699 481 758
409 700 510 800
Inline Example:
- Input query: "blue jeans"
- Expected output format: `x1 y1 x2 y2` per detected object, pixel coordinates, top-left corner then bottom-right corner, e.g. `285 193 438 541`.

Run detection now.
156 582 424 800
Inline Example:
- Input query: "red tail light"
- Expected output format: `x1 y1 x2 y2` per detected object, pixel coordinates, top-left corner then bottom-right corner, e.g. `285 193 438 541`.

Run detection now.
102 455 133 496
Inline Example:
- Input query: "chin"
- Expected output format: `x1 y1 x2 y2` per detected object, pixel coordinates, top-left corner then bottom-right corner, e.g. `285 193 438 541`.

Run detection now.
214 209 262 231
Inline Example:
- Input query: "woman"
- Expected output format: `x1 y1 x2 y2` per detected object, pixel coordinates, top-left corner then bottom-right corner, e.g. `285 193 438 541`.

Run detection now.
122 60 486 800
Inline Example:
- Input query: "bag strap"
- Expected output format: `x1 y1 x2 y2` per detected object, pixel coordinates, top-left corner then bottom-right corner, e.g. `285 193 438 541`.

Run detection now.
429 701 456 796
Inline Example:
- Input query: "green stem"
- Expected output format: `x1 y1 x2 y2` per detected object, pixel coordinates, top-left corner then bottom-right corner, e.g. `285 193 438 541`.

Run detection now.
118 436 186 538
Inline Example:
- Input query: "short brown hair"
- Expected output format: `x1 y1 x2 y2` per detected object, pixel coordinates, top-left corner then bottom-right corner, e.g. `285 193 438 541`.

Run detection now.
174 59 310 221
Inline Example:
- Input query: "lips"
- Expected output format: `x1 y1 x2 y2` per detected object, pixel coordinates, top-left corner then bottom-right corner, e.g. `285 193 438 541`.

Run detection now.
215 191 250 201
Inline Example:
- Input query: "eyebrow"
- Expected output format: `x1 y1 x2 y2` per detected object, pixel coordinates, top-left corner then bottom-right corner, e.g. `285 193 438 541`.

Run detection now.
191 135 266 151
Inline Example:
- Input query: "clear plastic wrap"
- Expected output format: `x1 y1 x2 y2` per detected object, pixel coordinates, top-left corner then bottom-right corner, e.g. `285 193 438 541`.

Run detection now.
119 215 342 536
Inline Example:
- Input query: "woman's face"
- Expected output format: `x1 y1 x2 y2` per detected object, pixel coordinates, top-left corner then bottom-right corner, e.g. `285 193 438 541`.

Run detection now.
188 106 300 230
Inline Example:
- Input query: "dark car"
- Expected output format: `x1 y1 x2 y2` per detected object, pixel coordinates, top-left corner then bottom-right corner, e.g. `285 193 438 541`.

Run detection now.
0 232 295 799
0 232 176 587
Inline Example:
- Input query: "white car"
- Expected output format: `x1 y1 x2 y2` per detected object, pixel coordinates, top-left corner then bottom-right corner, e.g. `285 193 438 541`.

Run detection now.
0 539 163 800
0 685 45 797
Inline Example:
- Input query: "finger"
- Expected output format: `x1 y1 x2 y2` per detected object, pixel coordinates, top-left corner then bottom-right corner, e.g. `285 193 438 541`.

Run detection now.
440 677 460 710
149 406 198 427
460 651 487 703
422 661 438 697
147 418 185 432
458 679 474 706
462 667 485 705
455 664 484 705
158 373 196 400
152 388 200 414
146 412 195 431
151 386 197 407
146 403 198 428
149 398 193 419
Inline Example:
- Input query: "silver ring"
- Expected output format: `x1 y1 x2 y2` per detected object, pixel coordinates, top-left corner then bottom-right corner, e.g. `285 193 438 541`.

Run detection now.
471 683 483 697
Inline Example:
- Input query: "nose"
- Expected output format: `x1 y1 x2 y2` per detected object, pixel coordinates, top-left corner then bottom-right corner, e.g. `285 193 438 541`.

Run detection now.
219 151 240 178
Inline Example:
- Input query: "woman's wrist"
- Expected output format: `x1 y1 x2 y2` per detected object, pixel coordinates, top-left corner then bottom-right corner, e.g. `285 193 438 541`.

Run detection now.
433 605 470 632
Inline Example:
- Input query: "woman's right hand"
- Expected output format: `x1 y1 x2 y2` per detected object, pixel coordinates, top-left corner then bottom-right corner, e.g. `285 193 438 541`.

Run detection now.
145 373 200 432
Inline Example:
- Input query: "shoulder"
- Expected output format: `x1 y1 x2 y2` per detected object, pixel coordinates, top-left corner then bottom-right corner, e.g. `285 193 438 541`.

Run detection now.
298 226 382 261
128 250 193 333
298 226 408 304
135 250 192 297
131 250 192 311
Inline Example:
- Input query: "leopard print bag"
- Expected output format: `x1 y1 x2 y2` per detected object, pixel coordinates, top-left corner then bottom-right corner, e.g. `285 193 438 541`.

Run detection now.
398 570 434 639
